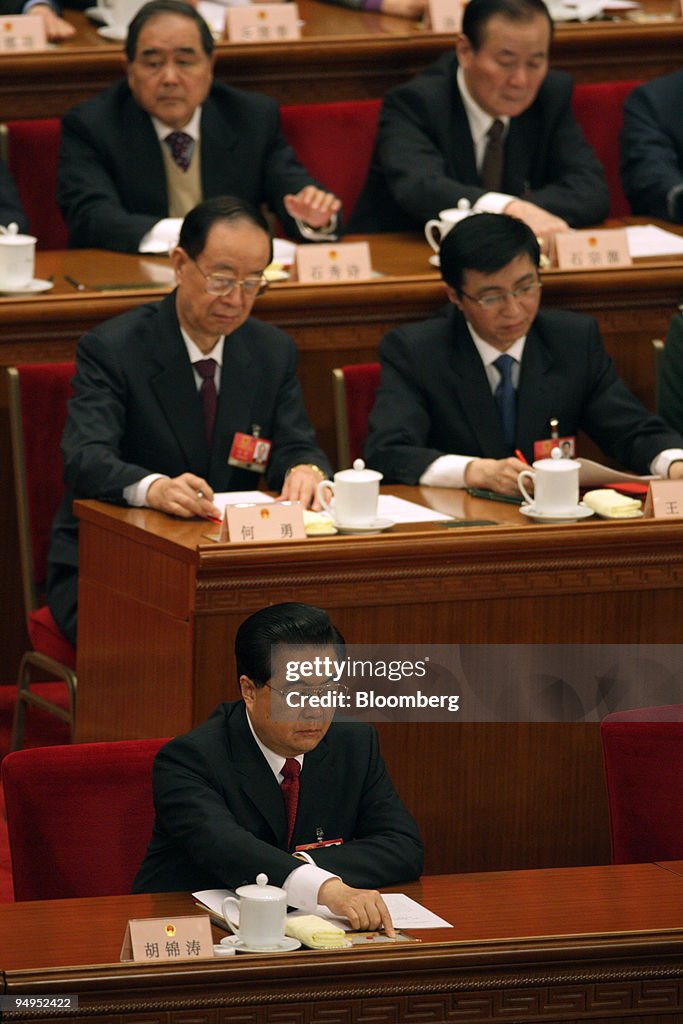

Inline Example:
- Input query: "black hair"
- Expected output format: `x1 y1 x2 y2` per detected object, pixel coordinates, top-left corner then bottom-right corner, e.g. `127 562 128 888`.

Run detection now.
126 0 214 61
235 603 346 687
178 195 273 262
440 212 540 293
462 0 553 49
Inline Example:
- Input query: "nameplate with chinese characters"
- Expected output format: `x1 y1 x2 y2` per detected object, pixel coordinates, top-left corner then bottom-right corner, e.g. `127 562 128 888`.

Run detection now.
0 15 47 53
643 480 683 519
221 501 306 543
121 915 214 962
296 242 373 284
226 4 300 42
426 0 463 32
554 229 632 271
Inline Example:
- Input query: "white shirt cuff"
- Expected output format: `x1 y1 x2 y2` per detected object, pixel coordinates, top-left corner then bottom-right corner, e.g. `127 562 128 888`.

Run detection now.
123 473 166 507
473 192 516 215
651 449 683 478
419 455 475 489
138 218 183 254
283 862 339 912
294 213 338 242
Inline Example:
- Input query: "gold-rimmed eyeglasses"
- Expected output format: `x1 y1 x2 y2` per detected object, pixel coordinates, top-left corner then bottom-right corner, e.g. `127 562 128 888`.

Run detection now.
460 278 542 310
193 261 269 298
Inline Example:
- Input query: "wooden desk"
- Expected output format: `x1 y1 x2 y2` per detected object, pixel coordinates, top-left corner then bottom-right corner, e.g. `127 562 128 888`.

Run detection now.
2 866 683 1024
70 486 683 872
1 230 681 679
1 2 682 117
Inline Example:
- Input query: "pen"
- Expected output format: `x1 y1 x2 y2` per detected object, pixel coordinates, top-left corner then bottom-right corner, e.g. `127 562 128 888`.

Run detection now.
514 449 529 465
64 274 86 291
205 515 223 524
466 487 524 505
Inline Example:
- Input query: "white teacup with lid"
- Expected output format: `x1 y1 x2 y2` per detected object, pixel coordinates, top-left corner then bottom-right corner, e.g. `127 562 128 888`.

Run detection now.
316 458 383 527
424 199 472 254
517 447 580 514
0 223 36 291
222 873 287 949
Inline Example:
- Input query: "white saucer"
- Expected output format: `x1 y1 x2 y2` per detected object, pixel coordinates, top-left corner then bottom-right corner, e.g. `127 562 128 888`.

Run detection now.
84 5 110 22
428 254 440 268
97 23 127 40
220 935 301 954
0 278 53 296
520 503 594 523
335 517 395 534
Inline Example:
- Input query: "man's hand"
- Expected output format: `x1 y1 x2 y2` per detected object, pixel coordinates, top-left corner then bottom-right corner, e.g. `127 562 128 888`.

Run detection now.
279 465 326 509
464 456 528 496
318 878 395 936
284 186 342 231
146 473 221 519
29 3 76 40
504 199 569 255
381 0 426 16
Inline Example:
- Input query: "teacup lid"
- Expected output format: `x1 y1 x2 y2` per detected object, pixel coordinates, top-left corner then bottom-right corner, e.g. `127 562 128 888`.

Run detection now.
533 447 580 471
235 873 287 900
0 222 36 244
335 458 383 482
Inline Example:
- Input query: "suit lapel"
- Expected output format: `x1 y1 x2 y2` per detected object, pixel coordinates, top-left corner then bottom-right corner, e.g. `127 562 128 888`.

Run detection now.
148 293 210 474
294 740 337 845
200 96 242 199
517 323 556 448
502 113 535 197
449 89 479 183
209 322 259 485
120 95 169 216
228 705 289 845
449 313 510 458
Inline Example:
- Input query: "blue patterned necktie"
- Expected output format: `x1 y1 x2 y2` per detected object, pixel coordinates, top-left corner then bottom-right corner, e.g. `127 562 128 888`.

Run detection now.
493 353 517 452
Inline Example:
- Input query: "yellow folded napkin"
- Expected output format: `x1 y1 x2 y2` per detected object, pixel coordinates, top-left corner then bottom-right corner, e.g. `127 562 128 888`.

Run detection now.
303 511 338 536
285 915 351 948
583 489 643 518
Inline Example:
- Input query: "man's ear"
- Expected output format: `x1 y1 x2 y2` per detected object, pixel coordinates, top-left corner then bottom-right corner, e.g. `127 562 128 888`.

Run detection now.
170 246 189 281
445 283 464 310
239 674 257 705
455 33 473 67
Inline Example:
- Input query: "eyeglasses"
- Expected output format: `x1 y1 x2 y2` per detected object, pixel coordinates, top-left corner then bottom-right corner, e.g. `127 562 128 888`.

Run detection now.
193 261 269 298
263 680 350 704
460 278 542 310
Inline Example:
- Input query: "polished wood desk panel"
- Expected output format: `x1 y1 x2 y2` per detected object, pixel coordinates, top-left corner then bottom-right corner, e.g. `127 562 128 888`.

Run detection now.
73 487 683 872
2 867 683 1024
2 3 683 116
0 232 681 679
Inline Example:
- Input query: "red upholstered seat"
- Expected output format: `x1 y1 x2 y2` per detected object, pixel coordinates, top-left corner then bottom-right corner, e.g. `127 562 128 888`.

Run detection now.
2 738 167 900
280 100 381 219
332 362 380 468
6 118 67 250
8 363 77 747
571 80 642 218
601 705 683 864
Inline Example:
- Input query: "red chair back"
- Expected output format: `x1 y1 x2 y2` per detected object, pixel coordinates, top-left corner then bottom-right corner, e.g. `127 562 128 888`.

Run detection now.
6 118 67 250
333 362 380 467
601 706 683 864
9 363 75 597
280 100 381 219
2 738 167 899
571 81 642 218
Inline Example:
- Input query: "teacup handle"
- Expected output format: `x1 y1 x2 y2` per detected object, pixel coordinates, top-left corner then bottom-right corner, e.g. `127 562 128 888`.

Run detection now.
517 469 535 505
221 896 240 937
424 220 442 254
315 479 335 516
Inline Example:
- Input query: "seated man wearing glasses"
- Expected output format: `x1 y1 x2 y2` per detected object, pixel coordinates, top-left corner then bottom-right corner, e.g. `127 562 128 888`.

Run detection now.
364 212 683 496
133 602 423 931
46 196 332 647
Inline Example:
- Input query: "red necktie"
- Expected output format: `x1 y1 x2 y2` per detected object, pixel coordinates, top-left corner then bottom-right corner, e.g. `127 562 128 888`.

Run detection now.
280 757 301 849
194 358 217 444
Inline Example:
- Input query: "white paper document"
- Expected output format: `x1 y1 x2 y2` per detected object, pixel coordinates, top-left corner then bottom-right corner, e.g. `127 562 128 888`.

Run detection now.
577 458 655 487
213 491 274 513
376 495 451 523
626 224 683 258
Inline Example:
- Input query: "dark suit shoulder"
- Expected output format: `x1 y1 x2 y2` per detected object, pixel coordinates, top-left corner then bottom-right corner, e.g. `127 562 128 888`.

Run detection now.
625 70 683 107
62 79 133 128
207 81 280 118
156 701 246 762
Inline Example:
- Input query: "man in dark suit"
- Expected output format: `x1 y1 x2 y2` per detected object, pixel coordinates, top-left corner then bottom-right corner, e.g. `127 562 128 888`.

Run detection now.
58 0 341 252
133 602 423 931
364 213 683 496
620 70 683 224
0 159 28 232
350 0 608 247
46 196 332 645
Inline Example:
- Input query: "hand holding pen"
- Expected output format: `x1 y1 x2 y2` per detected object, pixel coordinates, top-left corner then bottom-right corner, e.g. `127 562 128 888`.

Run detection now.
464 454 529 499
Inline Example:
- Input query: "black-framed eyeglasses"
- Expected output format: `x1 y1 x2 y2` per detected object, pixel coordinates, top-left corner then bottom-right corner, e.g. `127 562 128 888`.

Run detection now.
460 278 542 310
193 261 269 298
